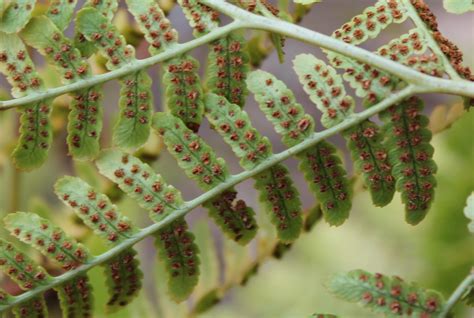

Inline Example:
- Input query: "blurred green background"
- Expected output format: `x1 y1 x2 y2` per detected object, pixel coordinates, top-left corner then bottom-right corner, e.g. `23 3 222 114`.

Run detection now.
0 0 473 317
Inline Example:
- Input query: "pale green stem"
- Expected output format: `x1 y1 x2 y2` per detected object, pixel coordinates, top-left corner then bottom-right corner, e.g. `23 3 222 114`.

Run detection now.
0 85 417 312
439 270 474 318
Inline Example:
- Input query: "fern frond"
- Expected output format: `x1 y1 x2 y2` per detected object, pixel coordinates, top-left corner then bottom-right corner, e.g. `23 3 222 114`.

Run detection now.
153 112 258 243
247 70 352 226
379 97 437 224
96 150 200 301
0 32 53 170
205 93 303 242
0 0 35 33
76 7 152 149
293 54 395 207
46 0 78 31
20 16 103 159
206 32 250 108
4 292 48 318
0 239 50 290
327 270 445 317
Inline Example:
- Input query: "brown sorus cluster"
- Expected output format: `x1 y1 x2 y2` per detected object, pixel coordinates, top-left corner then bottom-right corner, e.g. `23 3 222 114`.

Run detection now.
180 0 219 34
138 5 177 53
410 0 474 81
106 251 141 307
157 220 198 278
209 190 256 242
58 275 93 317
303 143 349 211
358 272 440 316
333 0 405 45
166 58 203 132
69 89 101 149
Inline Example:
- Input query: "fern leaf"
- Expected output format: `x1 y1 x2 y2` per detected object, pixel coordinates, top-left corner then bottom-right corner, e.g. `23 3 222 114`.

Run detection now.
153 112 258 244
55 275 94 318
247 70 352 225
20 16 103 159
206 32 250 108
0 239 50 290
163 56 205 132
104 250 143 309
293 53 354 127
96 150 200 301
46 0 78 31
4 212 90 270
343 122 396 207
293 54 395 207
74 0 118 57
154 218 200 302
0 32 53 170
308 315 337 318
177 0 220 37
377 29 429 62
380 97 437 224
10 296 48 318
125 0 178 55
331 0 408 46
0 0 35 33
327 270 445 317
205 93 303 242
54 176 139 242
76 8 152 149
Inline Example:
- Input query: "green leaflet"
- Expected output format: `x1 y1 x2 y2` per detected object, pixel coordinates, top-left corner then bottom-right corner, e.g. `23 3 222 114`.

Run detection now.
96 150 185 222
380 97 437 225
327 270 445 317
331 0 408 46
74 0 118 57
54 176 139 242
206 32 250 108
46 0 78 31
443 0 474 14
246 70 315 147
343 122 396 207
55 275 94 318
293 53 354 128
125 0 178 55
104 250 143 310
0 0 35 33
0 239 50 290
20 16 103 159
155 218 200 302
153 112 258 244
308 315 337 318
77 8 153 149
247 70 352 225
76 8 135 70
298 143 352 226
0 32 52 170
163 55 205 132
177 0 220 37
96 150 200 301
114 71 153 149
205 93 303 242
11 297 48 318
293 54 395 207
54 176 142 309
294 0 321 4
4 212 90 270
